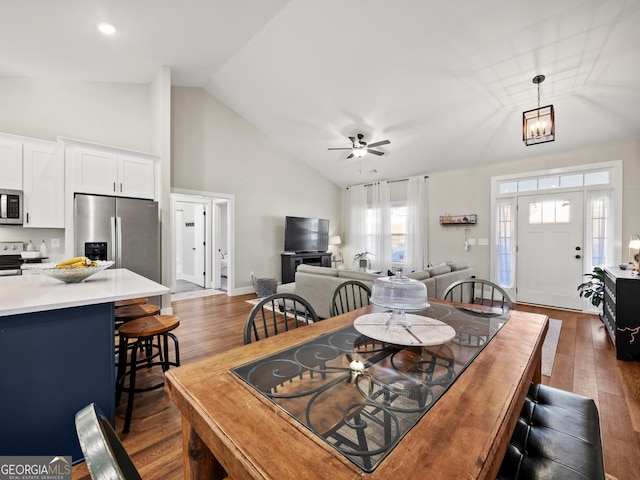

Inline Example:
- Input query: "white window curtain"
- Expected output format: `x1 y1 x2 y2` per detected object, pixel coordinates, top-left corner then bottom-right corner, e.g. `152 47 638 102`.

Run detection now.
585 189 613 271
404 176 428 271
369 182 391 270
345 184 367 269
346 182 391 270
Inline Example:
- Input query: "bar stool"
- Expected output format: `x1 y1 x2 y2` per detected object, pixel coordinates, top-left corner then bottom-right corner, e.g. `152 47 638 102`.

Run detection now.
116 315 180 433
115 303 161 324
115 297 148 308
114 303 162 363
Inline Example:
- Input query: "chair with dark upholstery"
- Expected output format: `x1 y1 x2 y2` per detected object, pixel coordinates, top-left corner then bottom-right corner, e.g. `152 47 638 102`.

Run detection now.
75 403 142 480
330 280 372 317
244 293 319 344
442 277 513 312
498 383 605 480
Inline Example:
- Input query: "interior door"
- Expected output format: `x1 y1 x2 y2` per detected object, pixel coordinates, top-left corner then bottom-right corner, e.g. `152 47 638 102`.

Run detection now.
516 191 584 309
192 204 206 287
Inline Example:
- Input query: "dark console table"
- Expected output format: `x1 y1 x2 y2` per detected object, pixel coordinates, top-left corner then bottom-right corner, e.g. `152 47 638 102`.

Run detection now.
281 252 331 284
603 266 640 360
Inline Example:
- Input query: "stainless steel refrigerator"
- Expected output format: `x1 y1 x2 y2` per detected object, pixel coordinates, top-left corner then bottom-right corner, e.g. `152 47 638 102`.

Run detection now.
74 193 160 283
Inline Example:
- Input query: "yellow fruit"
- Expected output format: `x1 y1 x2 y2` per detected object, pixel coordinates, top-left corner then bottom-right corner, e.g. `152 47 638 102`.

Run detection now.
55 256 90 268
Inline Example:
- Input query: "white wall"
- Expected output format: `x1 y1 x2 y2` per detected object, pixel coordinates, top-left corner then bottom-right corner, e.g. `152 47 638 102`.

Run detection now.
171 87 342 290
0 77 151 150
427 138 640 279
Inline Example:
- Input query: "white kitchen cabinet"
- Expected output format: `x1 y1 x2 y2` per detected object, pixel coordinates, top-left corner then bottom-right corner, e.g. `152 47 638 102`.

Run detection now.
23 140 64 228
72 146 155 200
0 135 24 189
118 154 155 199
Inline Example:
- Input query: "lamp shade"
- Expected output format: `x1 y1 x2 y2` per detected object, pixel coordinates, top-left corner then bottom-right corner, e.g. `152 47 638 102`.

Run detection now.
329 235 342 245
628 235 640 249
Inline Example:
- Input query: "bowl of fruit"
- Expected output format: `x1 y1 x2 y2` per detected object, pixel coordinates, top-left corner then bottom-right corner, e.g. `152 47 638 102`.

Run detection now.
38 257 115 283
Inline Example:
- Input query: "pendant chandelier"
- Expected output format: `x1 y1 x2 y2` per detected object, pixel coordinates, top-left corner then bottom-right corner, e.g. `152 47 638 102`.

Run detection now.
523 74 555 146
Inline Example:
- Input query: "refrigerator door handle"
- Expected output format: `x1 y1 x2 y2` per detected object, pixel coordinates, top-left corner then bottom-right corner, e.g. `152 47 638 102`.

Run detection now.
110 216 117 267
115 216 123 268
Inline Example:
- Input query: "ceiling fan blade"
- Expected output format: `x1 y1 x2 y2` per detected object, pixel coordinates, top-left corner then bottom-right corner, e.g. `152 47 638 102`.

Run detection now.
346 153 354 159
349 136 357 146
367 140 390 148
328 147 352 150
367 149 384 156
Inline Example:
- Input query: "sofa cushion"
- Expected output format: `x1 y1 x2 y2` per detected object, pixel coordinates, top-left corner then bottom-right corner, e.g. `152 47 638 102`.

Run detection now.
447 262 471 271
339 270 381 282
426 265 452 276
296 264 339 277
406 270 431 280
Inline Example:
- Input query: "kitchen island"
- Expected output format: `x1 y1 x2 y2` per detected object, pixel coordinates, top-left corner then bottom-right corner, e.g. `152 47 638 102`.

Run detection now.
0 268 169 462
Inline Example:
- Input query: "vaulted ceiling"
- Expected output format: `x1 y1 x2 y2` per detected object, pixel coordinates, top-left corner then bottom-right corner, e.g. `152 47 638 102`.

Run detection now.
3 0 639 186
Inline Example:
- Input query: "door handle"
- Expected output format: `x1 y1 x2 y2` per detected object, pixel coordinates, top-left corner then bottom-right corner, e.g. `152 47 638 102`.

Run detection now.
575 254 581 259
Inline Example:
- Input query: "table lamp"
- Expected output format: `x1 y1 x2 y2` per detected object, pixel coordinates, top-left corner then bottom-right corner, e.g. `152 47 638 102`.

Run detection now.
329 235 342 262
628 235 640 269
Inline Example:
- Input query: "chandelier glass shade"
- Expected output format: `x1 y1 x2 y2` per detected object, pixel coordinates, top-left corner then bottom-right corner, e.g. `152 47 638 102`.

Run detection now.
523 75 555 146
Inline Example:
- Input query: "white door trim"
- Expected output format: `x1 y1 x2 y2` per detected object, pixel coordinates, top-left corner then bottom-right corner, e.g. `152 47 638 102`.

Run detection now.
170 188 236 296
490 160 622 312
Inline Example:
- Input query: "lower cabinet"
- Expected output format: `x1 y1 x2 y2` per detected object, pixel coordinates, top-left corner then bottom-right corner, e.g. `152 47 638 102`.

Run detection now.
603 266 640 361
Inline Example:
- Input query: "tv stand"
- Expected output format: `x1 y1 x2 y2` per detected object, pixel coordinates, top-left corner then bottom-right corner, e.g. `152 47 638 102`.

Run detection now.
281 252 331 284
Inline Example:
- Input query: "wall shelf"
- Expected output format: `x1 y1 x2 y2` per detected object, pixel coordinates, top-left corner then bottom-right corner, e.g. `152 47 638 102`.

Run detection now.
439 214 477 226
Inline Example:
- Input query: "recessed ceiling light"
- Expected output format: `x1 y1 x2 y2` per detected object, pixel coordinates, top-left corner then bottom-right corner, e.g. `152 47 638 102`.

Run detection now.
97 23 116 35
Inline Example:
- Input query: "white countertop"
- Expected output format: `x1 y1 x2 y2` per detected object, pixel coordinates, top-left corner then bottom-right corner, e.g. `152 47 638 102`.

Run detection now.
0 268 170 317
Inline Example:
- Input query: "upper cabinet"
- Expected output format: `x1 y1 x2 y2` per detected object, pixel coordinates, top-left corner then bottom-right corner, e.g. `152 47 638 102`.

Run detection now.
23 140 64 228
0 136 24 190
0 133 64 229
66 139 157 200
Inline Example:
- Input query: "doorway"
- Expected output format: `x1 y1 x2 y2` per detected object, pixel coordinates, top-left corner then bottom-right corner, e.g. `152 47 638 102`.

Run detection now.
170 190 235 296
516 191 584 310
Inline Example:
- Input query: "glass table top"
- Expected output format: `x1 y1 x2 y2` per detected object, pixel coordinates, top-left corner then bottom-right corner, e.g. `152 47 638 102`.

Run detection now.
232 302 509 472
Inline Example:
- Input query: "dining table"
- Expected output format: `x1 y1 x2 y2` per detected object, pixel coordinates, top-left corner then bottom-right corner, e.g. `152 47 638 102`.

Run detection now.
164 299 548 479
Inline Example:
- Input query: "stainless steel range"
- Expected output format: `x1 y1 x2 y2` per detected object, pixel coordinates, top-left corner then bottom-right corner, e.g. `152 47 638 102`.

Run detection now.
0 242 23 276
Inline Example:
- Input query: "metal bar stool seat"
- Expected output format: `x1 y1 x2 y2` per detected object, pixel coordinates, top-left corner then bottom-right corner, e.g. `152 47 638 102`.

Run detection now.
116 314 180 433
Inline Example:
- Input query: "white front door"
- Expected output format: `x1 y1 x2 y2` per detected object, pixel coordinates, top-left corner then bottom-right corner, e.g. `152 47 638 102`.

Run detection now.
516 191 584 309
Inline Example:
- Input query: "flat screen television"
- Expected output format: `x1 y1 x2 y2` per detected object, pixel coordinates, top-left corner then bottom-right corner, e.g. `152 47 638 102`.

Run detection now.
284 216 329 253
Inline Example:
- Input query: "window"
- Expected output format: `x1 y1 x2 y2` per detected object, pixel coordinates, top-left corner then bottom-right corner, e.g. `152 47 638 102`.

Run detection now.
588 192 611 268
496 202 514 287
390 206 407 262
528 201 570 224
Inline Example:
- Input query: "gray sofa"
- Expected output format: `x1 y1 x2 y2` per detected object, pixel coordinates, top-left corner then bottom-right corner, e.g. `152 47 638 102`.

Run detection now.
277 262 475 318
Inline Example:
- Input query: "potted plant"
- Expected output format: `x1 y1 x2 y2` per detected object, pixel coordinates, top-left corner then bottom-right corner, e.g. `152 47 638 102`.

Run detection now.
354 252 374 269
577 266 605 315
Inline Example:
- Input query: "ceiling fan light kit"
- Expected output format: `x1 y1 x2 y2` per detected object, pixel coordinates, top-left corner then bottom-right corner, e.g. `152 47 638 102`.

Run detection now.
523 74 555 146
328 133 390 159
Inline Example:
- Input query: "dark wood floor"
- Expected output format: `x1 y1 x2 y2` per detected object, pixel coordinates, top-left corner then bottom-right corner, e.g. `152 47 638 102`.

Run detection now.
72 295 640 480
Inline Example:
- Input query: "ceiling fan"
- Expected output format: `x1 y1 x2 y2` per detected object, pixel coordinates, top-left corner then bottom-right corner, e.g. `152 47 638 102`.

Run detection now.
328 133 390 159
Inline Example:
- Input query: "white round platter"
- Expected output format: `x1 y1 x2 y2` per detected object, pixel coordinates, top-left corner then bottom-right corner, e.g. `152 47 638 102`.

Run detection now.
353 312 456 347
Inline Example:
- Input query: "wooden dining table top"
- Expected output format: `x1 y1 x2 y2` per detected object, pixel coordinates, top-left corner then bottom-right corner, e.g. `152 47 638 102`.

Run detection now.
164 301 548 480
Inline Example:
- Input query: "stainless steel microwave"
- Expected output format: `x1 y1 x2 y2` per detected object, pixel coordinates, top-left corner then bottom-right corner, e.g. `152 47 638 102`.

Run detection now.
0 189 23 225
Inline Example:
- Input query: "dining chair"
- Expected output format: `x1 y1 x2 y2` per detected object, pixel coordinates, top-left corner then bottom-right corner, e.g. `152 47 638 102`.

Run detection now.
75 403 142 480
442 277 513 312
244 293 319 344
330 280 372 317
